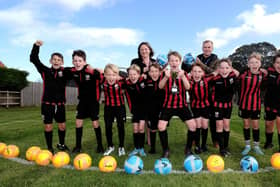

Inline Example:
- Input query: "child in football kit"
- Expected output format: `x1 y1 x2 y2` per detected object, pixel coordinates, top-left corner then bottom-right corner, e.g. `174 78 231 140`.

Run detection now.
189 63 212 153
125 64 147 156
30 40 71 153
102 64 126 156
158 51 196 158
264 53 280 152
239 53 267 155
144 63 165 154
70 50 104 153
210 59 239 157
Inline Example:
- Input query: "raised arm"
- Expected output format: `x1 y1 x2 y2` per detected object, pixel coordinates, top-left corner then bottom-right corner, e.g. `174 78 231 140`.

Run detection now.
30 40 47 73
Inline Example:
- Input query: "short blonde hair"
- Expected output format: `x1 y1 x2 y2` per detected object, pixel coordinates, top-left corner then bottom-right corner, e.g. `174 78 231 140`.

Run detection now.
248 52 262 62
127 64 141 74
104 64 119 75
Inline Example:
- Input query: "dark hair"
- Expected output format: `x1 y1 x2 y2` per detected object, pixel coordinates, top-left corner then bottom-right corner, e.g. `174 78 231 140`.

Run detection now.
137 42 154 59
167 51 182 61
72 50 86 61
273 53 280 64
191 63 205 72
51 52 63 61
149 63 161 71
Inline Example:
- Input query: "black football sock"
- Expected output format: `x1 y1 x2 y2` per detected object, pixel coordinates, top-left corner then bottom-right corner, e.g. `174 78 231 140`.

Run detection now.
243 128 250 141
75 127 83 148
94 126 103 147
117 122 125 148
139 133 145 149
159 130 168 151
223 131 230 149
44 131 53 150
253 129 260 142
58 129 65 145
265 132 273 144
201 128 208 147
195 128 201 147
216 132 224 152
105 122 113 147
150 131 156 150
133 133 139 149
186 130 195 149
210 117 217 143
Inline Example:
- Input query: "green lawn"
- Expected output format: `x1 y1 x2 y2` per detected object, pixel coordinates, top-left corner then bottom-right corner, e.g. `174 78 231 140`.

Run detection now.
0 105 280 187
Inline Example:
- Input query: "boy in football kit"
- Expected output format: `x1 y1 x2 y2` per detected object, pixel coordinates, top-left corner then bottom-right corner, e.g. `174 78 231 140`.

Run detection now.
71 50 104 153
102 64 126 156
210 59 239 157
239 53 266 155
263 53 280 151
144 63 165 154
158 51 196 158
189 63 212 153
30 40 71 153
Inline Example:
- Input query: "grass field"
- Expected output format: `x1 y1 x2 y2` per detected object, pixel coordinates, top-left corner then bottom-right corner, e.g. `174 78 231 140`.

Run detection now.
0 105 280 187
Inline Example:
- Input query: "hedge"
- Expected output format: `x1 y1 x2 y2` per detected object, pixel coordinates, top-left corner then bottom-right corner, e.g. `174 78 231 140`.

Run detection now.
0 67 29 91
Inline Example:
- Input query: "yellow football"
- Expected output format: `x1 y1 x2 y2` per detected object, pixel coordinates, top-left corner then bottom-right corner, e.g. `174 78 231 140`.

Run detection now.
98 156 117 173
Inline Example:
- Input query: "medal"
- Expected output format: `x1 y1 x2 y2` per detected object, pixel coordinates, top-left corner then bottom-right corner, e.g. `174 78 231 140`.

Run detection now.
171 72 178 94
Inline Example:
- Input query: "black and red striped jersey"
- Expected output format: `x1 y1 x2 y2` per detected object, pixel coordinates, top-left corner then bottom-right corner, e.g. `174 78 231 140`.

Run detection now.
123 77 145 112
210 72 237 108
103 80 125 107
160 72 188 109
30 44 72 104
71 66 102 102
189 76 212 109
264 67 280 109
238 70 266 111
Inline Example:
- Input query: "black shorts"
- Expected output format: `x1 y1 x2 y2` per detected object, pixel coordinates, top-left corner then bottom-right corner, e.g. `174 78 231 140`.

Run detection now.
147 112 160 130
214 107 232 120
104 105 126 125
238 109 260 120
76 100 100 121
264 107 280 121
159 107 193 122
191 107 210 119
131 106 146 123
41 103 65 124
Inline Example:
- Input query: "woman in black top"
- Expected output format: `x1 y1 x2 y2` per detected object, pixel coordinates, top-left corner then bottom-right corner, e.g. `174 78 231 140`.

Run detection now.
131 42 156 75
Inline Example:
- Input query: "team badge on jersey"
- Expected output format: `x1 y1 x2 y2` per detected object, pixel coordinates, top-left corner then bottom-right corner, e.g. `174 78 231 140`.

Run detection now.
58 71 63 77
114 84 119 89
85 74 90 81
200 81 204 86
229 78 234 84
215 112 219 118
140 82 145 88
